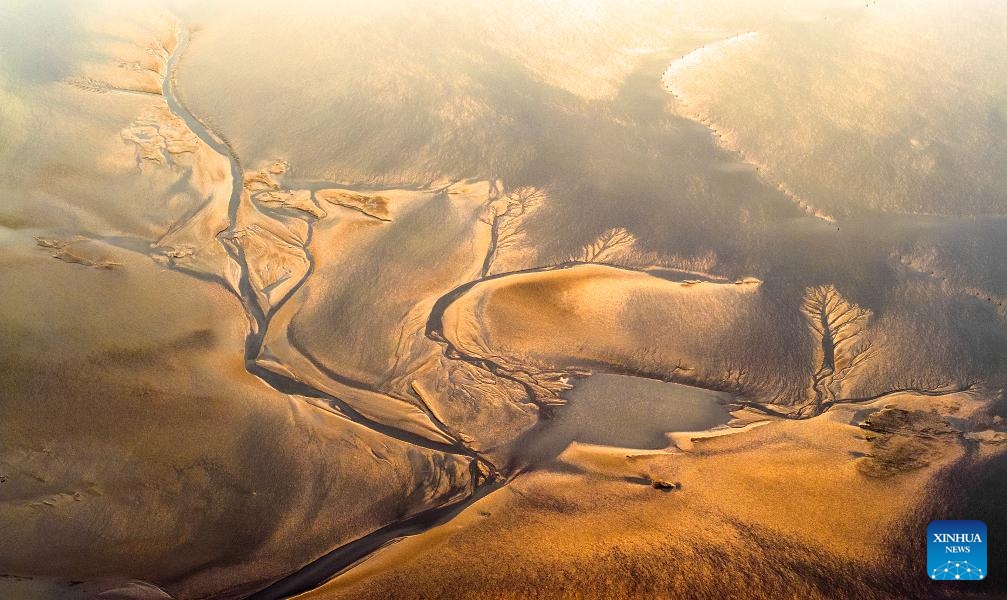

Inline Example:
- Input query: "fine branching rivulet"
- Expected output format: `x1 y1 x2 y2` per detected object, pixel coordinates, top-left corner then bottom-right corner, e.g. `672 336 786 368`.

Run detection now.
799 284 873 415
480 186 544 276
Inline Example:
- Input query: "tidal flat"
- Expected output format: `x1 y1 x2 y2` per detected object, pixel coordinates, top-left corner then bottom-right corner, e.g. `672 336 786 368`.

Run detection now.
2 1 1007 598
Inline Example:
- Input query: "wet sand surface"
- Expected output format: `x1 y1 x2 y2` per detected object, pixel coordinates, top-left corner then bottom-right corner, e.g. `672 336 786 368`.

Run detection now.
549 375 732 450
2 1 1007 599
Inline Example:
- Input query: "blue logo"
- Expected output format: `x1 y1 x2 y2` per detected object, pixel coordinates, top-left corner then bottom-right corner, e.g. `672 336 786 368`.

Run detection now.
927 520 987 580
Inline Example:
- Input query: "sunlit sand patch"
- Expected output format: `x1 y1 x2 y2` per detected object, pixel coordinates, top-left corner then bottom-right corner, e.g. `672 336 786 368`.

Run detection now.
665 419 772 451
34 236 122 270
245 163 326 219
121 105 200 166
299 387 1004 600
557 443 677 477
435 262 763 404
256 188 326 219
316 189 391 222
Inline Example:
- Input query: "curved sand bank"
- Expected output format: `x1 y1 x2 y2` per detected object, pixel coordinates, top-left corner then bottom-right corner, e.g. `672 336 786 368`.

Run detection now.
435 262 766 399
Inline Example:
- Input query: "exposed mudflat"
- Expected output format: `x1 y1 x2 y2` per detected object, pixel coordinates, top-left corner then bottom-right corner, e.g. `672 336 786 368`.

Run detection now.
3 1 1007 599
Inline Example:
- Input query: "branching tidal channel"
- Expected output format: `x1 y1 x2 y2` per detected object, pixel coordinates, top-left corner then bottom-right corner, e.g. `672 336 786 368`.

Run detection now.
148 24 501 599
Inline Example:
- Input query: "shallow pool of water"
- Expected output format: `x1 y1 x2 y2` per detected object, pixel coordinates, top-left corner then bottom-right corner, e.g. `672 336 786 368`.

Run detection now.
514 373 733 467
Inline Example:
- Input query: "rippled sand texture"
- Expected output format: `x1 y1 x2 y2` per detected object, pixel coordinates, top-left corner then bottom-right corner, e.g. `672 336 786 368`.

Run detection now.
3 0 1007 599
